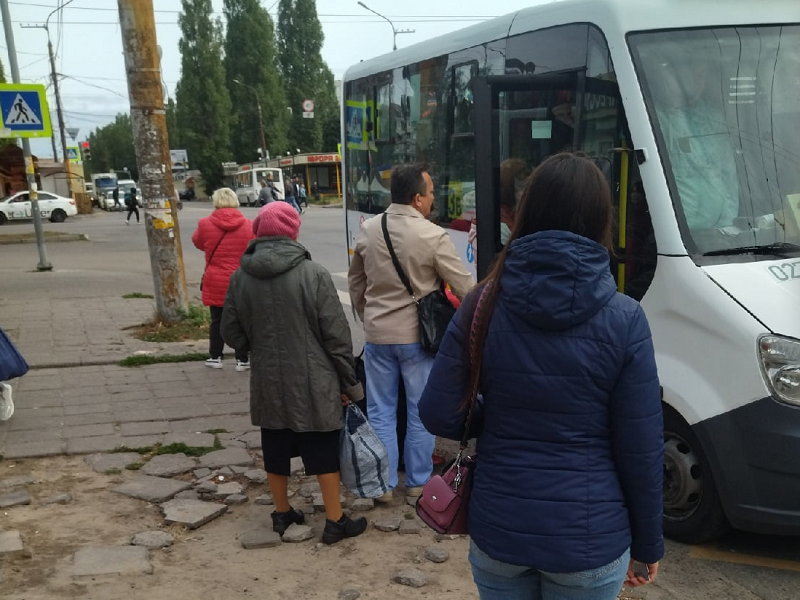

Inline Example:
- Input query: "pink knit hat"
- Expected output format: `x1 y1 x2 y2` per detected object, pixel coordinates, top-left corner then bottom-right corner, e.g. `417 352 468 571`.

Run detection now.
252 202 301 239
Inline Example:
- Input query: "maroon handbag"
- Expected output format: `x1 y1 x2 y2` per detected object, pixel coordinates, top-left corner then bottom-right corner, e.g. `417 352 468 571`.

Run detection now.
416 285 489 534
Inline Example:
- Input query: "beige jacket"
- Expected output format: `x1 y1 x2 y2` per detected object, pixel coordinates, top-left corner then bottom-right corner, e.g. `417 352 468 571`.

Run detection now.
348 203 476 344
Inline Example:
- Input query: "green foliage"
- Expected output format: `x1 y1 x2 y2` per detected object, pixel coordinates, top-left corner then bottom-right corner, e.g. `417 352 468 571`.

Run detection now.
125 463 144 470
85 113 137 179
205 428 228 434
134 303 210 342
179 303 211 328
166 98 180 150
155 439 222 456
176 0 233 192
123 292 154 299
104 468 122 475
223 0 289 162
118 352 210 367
111 445 156 454
277 0 337 153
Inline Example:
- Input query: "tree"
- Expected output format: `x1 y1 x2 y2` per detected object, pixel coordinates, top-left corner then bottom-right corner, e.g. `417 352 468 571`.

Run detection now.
165 97 180 151
223 0 288 163
277 0 338 153
85 113 137 179
175 0 232 192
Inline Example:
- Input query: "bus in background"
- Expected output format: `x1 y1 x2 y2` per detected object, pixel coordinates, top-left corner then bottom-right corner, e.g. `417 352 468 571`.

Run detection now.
233 165 285 207
342 0 800 543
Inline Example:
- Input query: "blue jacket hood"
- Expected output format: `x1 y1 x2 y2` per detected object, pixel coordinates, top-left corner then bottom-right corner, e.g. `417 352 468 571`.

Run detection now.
502 231 617 330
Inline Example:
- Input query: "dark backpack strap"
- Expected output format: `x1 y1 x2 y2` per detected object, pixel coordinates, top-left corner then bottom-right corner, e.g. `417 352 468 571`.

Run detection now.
381 213 416 302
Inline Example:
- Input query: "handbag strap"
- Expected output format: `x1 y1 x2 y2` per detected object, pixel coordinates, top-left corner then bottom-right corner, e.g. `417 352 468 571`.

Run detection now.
459 283 491 449
381 213 418 304
206 231 227 270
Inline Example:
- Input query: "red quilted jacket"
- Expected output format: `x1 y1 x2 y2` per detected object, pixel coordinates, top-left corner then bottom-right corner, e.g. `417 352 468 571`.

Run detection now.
192 208 255 307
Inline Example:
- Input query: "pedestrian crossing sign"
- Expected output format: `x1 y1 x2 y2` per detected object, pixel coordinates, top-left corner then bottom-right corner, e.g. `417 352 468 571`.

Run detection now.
0 84 51 138
66 146 80 162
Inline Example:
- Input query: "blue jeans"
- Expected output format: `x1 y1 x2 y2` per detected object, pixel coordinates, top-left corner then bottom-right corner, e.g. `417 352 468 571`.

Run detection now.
285 195 301 213
364 342 435 488
470 540 629 600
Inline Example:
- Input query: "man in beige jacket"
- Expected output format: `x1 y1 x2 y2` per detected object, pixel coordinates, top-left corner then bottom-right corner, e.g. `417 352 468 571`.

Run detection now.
348 163 475 501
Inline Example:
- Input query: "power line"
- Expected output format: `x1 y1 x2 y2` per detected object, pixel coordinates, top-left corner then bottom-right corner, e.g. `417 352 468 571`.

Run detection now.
11 18 492 25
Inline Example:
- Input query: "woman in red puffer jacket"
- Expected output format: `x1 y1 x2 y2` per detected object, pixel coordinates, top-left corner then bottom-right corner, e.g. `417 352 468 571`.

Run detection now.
192 187 255 371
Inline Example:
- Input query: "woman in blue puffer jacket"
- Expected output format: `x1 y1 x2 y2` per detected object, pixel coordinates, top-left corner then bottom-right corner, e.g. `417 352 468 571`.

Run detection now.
419 153 664 600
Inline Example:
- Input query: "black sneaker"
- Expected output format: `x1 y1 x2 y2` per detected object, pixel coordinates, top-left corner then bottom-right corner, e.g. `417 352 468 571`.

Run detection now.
271 507 305 535
322 514 368 545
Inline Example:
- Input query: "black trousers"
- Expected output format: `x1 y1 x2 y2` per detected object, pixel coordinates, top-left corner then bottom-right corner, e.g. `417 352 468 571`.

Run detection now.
209 306 248 361
126 205 139 222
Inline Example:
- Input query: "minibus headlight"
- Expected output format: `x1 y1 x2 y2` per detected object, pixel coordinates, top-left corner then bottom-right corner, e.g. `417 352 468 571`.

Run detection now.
759 335 800 406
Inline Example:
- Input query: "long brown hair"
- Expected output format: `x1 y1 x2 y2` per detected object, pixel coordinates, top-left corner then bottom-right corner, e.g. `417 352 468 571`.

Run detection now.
458 153 613 410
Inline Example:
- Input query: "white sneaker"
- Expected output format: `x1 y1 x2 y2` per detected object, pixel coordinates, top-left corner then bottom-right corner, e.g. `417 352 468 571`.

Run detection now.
235 360 250 372
125 220 130 225
205 357 223 369
0 382 14 421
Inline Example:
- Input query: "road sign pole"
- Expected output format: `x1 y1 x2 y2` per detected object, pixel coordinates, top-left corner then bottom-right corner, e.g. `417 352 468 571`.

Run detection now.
0 0 52 271
118 0 188 323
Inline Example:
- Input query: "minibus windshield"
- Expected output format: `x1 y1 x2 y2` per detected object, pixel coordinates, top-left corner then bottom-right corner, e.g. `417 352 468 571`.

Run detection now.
630 26 800 258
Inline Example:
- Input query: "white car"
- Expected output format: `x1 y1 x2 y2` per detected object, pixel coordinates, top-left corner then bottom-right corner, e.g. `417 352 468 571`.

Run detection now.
100 179 141 211
0 190 78 225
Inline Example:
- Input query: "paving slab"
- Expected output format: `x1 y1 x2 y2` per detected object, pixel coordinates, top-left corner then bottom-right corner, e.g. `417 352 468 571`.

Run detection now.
224 494 248 505
67 436 124 455
162 432 216 448
41 493 73 505
131 531 174 549
241 529 281 549
0 475 34 490
0 490 32 508
0 531 24 555
141 453 196 477
281 524 314 543
161 499 228 529
2 439 65 459
244 470 267 484
214 482 243 499
198 448 254 469
113 476 192 503
120 421 171 437
237 431 262 449
73 546 152 576
85 453 143 473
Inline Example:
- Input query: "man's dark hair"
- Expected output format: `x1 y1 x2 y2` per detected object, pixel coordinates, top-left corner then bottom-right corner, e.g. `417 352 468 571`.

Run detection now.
390 163 430 205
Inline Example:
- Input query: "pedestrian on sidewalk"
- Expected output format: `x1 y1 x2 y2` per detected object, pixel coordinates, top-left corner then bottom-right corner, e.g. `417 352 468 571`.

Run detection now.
221 201 367 545
283 178 302 214
298 182 308 209
192 187 255 371
419 153 664 599
124 187 139 224
112 185 122 210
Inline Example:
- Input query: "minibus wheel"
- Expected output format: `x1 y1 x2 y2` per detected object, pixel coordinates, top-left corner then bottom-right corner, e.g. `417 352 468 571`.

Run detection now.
662 405 729 543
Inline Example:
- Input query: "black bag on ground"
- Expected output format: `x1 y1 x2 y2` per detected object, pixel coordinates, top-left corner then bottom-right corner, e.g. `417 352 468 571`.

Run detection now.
381 213 455 355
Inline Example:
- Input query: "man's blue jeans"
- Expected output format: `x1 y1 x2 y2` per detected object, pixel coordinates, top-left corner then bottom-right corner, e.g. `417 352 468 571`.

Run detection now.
469 540 629 600
364 342 435 489
284 195 302 213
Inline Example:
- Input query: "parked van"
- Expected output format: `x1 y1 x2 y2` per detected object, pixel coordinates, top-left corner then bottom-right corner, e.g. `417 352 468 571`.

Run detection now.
233 165 284 207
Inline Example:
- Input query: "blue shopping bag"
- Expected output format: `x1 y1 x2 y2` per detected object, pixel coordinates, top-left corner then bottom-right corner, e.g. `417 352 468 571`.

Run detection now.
0 326 29 382
339 403 390 499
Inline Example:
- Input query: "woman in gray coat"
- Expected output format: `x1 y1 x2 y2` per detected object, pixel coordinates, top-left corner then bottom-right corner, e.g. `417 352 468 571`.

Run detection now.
221 201 367 545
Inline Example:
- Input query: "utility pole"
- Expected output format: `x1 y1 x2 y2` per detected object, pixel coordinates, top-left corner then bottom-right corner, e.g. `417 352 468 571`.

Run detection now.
117 0 188 322
232 79 267 162
0 0 52 271
22 0 75 197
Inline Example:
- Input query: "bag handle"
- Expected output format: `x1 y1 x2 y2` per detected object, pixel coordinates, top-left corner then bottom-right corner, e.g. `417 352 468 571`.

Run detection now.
205 230 227 270
381 213 418 304
459 283 491 450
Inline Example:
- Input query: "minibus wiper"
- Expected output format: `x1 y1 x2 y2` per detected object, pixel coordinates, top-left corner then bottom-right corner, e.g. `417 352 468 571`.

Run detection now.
703 243 800 257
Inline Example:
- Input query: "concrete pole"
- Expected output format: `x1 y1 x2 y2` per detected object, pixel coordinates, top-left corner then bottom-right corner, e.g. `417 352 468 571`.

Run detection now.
117 0 188 322
0 0 52 271
47 36 73 197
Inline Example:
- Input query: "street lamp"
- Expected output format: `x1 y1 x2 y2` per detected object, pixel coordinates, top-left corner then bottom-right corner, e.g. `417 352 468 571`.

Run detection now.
232 79 267 163
356 2 414 51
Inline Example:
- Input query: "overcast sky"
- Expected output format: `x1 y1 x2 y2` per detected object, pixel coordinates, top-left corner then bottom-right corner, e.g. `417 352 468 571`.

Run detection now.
1 0 534 160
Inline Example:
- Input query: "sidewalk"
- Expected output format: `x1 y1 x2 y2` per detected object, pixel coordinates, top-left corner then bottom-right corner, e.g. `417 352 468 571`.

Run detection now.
0 296 255 460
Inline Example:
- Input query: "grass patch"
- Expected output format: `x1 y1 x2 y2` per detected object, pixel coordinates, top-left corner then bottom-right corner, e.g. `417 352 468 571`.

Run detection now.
205 428 228 434
104 468 122 475
155 439 222 457
123 292 154 299
125 462 143 470
119 352 209 367
134 304 211 343
111 445 156 454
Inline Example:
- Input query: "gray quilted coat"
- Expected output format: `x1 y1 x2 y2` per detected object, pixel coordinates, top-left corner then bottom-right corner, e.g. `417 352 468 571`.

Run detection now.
221 237 363 432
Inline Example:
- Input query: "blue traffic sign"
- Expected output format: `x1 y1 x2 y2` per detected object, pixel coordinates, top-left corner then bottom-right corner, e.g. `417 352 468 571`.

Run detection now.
0 84 52 138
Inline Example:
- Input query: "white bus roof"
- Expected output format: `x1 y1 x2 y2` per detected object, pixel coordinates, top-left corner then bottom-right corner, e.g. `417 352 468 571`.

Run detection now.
344 0 797 81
